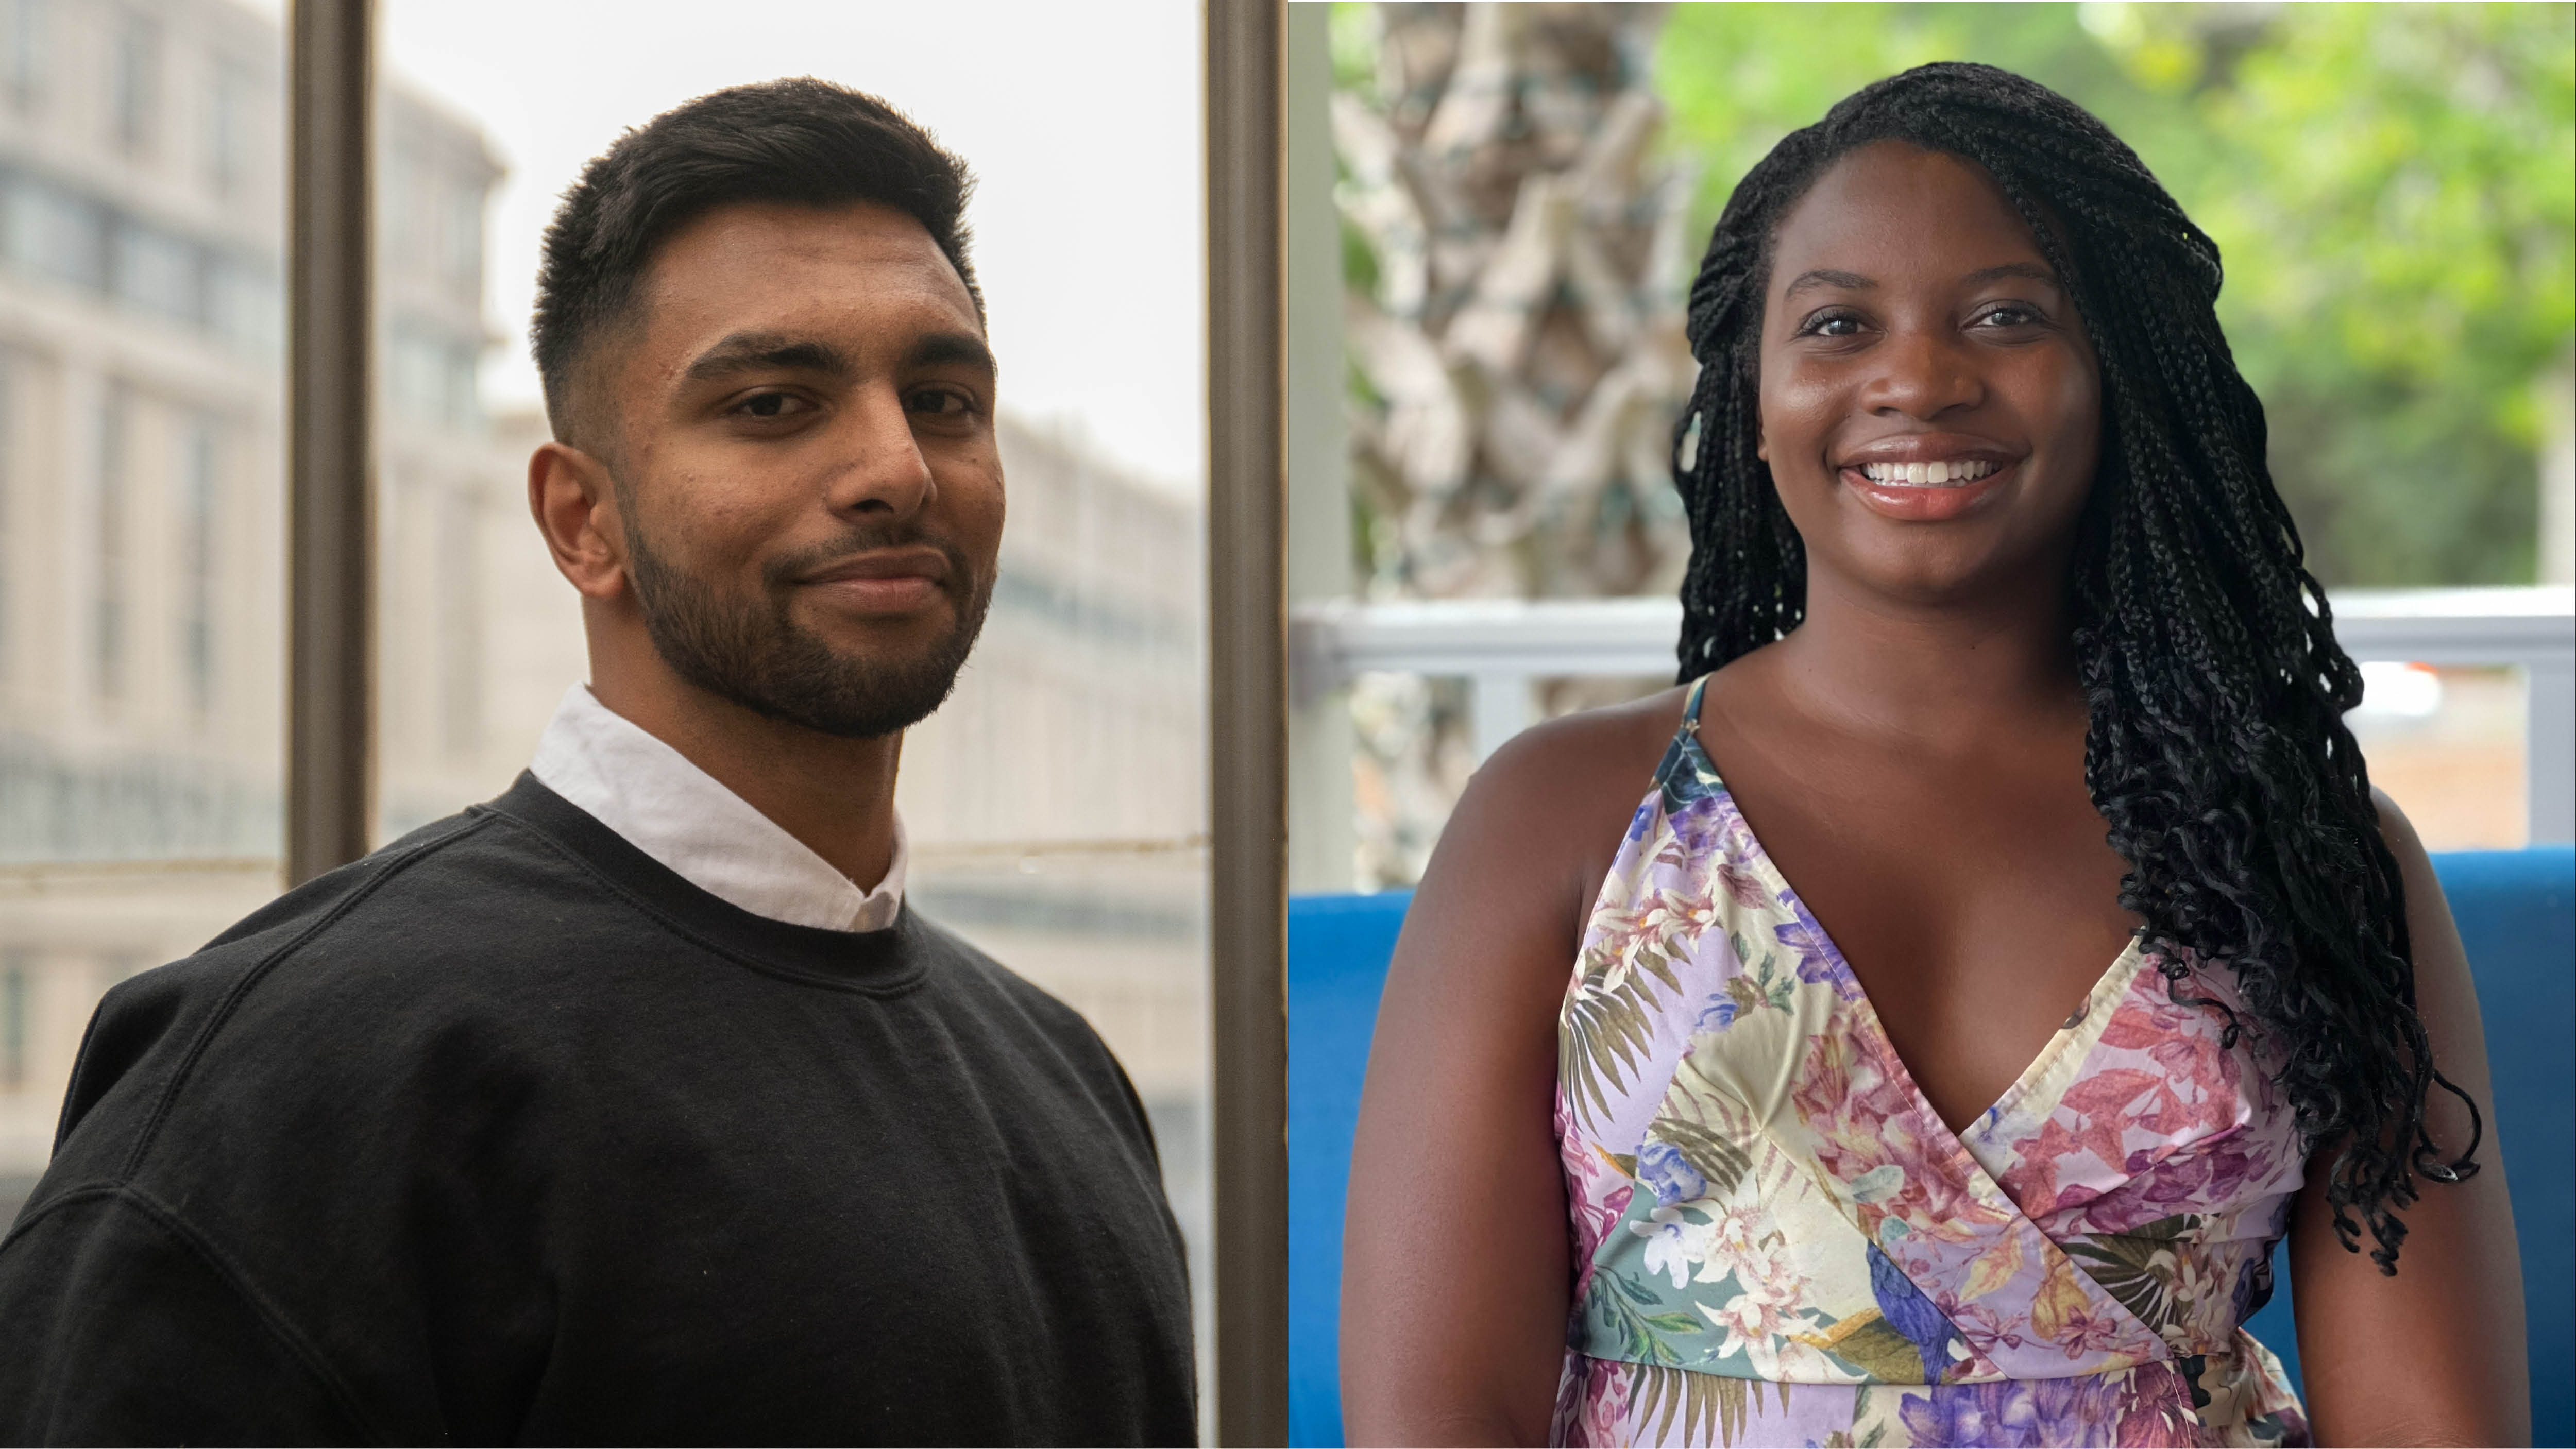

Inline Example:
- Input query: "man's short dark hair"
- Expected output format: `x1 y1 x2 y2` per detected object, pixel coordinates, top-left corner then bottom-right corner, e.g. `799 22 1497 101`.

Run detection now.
532 77 979 445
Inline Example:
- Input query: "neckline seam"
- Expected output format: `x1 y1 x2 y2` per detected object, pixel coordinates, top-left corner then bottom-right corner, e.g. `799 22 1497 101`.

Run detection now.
478 798 931 1000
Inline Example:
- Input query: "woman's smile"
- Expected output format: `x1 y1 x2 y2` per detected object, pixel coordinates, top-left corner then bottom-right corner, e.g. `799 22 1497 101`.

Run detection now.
1833 434 2028 521
1840 458 2014 520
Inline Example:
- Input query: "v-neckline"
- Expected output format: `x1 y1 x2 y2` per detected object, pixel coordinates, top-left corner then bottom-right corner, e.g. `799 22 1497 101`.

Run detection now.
1673 683 2144 1143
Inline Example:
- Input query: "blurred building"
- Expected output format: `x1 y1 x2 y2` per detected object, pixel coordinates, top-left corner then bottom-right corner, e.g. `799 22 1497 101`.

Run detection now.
0 0 1211 1251
0 0 528 1195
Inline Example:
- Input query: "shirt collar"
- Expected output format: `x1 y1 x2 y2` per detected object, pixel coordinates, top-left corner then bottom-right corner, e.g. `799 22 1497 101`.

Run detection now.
527 685 906 933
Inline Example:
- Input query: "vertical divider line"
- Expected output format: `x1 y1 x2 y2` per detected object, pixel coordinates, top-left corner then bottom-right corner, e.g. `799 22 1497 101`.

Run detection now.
285 0 375 885
1205 0 1290 1441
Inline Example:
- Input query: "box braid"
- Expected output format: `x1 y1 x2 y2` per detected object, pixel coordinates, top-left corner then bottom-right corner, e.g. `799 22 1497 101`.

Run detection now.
1671 62 2479 1273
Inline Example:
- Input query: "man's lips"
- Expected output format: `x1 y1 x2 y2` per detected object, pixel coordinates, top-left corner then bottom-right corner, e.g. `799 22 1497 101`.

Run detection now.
795 547 954 612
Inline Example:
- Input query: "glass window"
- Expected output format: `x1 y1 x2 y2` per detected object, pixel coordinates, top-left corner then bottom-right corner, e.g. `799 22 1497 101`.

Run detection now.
1 0 44 114
0 0 282 1225
109 12 158 157
178 417 218 716
208 57 256 198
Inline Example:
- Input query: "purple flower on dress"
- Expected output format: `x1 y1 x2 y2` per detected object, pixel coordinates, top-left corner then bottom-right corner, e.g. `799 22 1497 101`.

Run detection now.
1897 1382 2044 1447
1666 795 1730 857
1773 895 1862 1001
1635 1140 1708 1209
1895 1376 2129 1449
1623 798 1658 844
1693 994 1740 1034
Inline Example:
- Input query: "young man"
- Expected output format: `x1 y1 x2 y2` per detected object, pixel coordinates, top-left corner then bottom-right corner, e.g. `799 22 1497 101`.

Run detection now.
0 80 1196 1445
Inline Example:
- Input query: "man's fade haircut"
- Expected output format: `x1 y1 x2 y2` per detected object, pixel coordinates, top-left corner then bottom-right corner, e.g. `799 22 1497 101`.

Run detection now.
531 76 980 446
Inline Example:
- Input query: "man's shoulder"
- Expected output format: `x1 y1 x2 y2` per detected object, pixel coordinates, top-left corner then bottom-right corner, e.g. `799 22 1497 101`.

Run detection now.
41 791 649 1173
161 797 634 1008
901 909 1102 1044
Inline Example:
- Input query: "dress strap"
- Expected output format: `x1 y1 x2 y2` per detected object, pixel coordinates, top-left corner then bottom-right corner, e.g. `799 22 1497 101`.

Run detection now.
1680 674 1711 736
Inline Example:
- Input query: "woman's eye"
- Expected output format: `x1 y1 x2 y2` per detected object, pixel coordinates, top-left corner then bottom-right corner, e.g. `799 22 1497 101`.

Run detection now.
1975 304 2043 329
1799 311 1865 339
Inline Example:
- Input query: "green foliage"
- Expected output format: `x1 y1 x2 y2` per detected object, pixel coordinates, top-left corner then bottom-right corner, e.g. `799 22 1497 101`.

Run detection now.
1656 3 2576 586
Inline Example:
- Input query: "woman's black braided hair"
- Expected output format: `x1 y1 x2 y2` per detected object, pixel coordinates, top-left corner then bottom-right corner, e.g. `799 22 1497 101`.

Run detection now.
1672 62 2480 1272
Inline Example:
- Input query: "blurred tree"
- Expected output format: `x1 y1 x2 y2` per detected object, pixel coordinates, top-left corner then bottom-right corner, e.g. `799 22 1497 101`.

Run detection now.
1332 2 1698 883
1654 2 2576 587
1334 2 1697 601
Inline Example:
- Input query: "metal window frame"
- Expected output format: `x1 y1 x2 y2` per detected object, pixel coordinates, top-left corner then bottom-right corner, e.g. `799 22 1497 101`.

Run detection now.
285 0 374 886
1205 0 1289 1441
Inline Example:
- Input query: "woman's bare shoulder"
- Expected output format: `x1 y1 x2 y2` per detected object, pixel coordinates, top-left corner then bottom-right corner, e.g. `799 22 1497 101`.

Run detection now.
1418 684 1691 937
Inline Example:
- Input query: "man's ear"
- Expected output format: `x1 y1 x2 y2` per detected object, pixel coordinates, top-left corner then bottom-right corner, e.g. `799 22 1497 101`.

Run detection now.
529 440 629 602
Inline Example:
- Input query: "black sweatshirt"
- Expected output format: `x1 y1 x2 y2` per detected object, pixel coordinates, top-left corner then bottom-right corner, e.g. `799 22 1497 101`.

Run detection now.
0 774 1197 1446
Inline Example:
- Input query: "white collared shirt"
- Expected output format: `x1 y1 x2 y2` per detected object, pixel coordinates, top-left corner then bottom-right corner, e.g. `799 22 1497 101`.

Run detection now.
528 685 907 933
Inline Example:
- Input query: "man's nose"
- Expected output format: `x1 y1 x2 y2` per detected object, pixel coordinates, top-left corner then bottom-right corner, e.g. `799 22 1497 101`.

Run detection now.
1861 327 1983 421
823 388 935 518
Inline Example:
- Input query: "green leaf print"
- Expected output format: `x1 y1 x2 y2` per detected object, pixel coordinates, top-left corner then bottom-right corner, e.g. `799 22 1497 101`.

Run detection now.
1822 1315 1929 1384
2062 1213 2201 1336
1562 945 1665 1121
1628 1365 1747 1448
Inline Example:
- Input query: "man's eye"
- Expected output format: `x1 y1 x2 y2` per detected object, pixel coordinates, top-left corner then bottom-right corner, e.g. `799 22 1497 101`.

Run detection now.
909 388 974 417
736 392 810 419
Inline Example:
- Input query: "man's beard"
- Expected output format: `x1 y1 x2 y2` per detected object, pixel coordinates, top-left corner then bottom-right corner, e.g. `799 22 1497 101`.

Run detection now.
623 513 991 740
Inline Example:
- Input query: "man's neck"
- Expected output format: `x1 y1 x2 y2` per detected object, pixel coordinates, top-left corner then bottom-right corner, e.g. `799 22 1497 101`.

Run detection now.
586 670 903 890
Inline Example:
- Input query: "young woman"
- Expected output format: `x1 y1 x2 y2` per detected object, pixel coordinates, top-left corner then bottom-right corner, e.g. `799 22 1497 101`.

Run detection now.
1341 63 2527 1448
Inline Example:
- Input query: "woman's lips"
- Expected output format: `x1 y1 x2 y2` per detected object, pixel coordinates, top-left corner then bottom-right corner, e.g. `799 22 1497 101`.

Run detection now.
1837 460 2015 522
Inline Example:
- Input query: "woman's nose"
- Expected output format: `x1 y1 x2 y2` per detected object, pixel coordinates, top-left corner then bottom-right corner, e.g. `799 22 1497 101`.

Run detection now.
1861 328 1984 421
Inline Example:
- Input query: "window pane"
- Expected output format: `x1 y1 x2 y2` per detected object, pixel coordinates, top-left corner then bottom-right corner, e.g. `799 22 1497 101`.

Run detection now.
0 0 285 1218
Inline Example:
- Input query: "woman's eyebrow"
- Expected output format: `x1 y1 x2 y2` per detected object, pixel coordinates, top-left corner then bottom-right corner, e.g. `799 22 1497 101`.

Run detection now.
1782 268 1874 299
1964 262 2058 287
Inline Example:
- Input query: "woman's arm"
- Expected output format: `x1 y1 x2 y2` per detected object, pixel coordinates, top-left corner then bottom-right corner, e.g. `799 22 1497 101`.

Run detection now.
1338 705 1668 1446
2289 791 2530 1447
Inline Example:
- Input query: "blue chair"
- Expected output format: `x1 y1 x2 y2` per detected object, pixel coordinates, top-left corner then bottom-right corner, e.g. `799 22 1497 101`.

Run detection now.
1287 848 2574 1448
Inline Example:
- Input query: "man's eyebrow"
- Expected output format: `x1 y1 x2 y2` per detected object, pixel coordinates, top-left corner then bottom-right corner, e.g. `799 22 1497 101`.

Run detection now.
1782 268 1875 299
907 330 997 376
683 333 853 382
1965 262 2060 287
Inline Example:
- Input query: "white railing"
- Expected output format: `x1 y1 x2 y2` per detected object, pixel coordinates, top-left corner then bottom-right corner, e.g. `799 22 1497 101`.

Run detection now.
1289 586 2576 842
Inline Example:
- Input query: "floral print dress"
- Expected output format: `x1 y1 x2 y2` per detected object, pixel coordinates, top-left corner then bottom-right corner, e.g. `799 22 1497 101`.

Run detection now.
1553 679 2311 1447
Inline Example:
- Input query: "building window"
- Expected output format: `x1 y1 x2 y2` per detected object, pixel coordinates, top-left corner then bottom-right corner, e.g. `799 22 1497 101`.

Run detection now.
179 420 217 715
389 324 482 432
444 179 482 291
2 173 108 292
0 958 26 1090
438 489 482 757
109 217 204 327
110 13 159 157
0 355 12 687
94 388 127 705
208 59 256 199
0 0 45 114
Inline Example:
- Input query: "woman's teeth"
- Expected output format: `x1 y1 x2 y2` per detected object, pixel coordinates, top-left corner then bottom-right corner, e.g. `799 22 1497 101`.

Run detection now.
1855 459 1999 486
